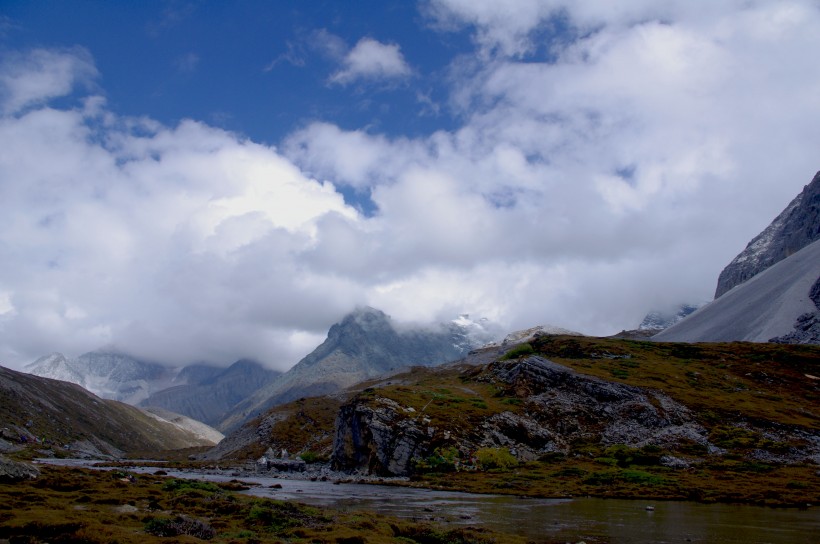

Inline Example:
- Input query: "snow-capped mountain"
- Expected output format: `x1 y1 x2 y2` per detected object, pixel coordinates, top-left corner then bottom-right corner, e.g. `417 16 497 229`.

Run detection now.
449 314 503 352
638 304 701 332
715 170 820 298
482 324 583 348
25 350 176 405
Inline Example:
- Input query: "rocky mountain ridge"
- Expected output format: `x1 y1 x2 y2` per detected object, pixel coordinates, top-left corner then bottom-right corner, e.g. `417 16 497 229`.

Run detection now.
216 307 499 431
332 355 708 476
715 170 820 298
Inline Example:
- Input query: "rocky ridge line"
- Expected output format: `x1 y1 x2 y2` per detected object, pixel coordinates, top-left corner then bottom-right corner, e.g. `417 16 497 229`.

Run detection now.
715 170 820 298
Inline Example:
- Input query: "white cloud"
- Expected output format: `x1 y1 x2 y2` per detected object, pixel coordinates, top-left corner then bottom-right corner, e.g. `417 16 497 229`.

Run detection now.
329 37 412 85
0 50 360 369
0 47 98 114
3 1 820 370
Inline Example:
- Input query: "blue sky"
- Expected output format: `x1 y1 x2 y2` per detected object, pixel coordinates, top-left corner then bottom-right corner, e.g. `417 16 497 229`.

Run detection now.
2 1 465 145
1 1 819 369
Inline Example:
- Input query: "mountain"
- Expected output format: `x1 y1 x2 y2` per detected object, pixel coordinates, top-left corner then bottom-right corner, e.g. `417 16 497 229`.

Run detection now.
638 304 700 332
484 324 583 348
217 307 499 431
26 349 175 405
715 170 820 298
0 364 222 458
139 359 281 429
653 239 820 343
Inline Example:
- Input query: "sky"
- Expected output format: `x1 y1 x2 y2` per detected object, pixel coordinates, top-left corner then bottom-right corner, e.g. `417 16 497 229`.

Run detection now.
1 0 819 370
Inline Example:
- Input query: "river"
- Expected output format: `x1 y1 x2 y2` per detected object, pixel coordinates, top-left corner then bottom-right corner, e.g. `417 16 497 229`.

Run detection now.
38 460 820 543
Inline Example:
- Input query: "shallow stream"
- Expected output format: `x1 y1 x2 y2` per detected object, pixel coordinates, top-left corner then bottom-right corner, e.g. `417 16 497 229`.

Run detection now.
38 459 820 543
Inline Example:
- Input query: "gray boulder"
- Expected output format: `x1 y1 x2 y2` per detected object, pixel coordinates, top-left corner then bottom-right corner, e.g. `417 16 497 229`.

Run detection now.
0 454 39 482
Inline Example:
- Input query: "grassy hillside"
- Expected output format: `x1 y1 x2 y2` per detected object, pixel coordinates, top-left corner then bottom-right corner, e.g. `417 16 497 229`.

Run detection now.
0 365 219 458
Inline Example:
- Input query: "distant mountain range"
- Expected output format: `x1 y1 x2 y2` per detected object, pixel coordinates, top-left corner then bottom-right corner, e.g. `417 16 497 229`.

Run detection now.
139 360 281 428
24 308 501 432
656 170 820 344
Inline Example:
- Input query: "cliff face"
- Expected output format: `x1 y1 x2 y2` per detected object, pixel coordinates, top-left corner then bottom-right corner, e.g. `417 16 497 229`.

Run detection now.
715 171 820 298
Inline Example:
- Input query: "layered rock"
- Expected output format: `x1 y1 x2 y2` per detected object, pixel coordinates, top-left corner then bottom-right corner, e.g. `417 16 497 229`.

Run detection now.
715 171 820 298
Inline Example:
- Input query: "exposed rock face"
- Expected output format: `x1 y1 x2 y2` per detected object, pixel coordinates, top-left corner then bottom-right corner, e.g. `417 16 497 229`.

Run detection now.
770 276 820 344
332 356 707 476
0 455 39 482
333 397 430 475
715 171 820 299
219 307 496 431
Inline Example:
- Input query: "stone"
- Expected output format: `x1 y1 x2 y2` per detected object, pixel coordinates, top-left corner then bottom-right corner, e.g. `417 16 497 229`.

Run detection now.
0 454 39 482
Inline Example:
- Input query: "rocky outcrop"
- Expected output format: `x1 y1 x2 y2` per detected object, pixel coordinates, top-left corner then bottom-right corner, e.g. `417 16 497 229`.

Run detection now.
0 455 39 482
715 171 820 299
332 397 429 475
331 356 708 476
770 275 820 344
484 357 706 451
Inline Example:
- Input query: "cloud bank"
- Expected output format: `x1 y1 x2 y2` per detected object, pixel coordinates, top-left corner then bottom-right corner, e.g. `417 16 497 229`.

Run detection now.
2 1 820 370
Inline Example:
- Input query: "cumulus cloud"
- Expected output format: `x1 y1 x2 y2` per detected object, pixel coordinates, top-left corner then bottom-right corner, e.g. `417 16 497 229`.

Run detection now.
287 0 820 332
329 37 412 85
2 1 820 371
0 50 360 368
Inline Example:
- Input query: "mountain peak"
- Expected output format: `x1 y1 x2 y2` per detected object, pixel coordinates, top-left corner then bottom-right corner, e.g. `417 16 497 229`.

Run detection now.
715 170 820 298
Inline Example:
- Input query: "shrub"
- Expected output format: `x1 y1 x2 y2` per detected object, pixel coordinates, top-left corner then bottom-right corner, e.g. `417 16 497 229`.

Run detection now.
299 451 328 464
144 515 215 539
500 343 535 360
475 447 518 471
414 447 461 473
162 479 221 494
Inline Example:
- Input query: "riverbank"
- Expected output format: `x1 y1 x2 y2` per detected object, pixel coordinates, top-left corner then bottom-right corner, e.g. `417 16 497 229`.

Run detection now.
12 462 820 543
0 464 532 544
93 456 820 508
